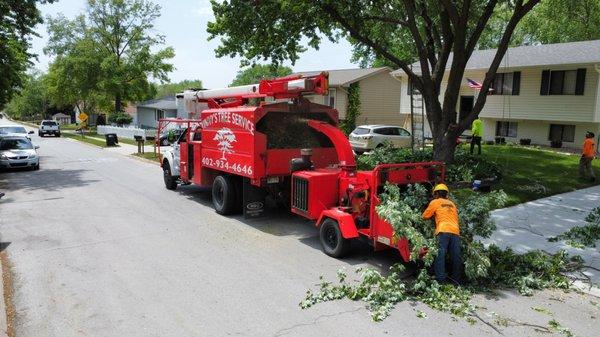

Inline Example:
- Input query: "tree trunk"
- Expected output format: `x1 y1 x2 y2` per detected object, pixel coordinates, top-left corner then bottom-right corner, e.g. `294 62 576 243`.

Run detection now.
115 93 122 113
433 133 457 163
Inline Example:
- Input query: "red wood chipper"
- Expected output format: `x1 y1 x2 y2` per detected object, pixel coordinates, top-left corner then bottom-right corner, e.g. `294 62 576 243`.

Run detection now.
158 73 445 259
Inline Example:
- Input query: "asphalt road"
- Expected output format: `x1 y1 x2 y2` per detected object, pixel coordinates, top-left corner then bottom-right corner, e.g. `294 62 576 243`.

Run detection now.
0 119 598 337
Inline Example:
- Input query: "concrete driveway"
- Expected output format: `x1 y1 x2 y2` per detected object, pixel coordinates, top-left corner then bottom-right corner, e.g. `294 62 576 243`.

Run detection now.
0 119 598 337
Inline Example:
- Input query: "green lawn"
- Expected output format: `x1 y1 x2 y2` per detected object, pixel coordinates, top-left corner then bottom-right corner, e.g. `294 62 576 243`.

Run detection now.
62 132 111 148
132 152 161 162
476 145 599 206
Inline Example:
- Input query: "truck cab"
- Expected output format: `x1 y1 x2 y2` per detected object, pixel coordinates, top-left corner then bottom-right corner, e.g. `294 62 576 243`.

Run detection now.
38 120 61 137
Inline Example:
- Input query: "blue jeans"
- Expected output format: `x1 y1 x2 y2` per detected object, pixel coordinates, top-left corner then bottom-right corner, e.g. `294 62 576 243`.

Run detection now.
434 232 461 283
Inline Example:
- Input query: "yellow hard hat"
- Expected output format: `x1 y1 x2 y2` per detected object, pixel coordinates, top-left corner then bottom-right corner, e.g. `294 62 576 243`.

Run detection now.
433 183 449 193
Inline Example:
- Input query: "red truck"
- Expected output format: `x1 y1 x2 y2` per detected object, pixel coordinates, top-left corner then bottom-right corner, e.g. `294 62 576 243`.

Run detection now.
158 73 445 259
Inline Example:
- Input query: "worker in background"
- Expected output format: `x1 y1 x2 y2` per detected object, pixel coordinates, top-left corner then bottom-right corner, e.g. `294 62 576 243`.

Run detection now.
470 118 483 155
580 131 596 182
422 184 461 284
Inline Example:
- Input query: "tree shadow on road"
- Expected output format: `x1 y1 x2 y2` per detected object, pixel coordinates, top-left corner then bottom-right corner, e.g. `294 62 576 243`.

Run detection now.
0 168 99 193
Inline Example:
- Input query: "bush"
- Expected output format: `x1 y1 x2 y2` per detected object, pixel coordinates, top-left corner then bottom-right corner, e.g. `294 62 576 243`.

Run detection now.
519 138 531 146
550 140 562 148
108 113 133 126
356 143 501 183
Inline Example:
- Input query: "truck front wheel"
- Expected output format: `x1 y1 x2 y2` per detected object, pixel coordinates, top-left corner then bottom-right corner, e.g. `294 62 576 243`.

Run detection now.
319 218 351 258
163 161 178 190
212 175 237 215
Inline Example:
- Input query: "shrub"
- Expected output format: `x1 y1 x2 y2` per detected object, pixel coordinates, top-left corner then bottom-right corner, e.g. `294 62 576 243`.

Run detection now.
356 143 501 183
108 113 133 126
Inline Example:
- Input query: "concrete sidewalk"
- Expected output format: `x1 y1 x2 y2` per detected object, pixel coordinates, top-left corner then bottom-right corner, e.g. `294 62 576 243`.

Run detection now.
483 185 600 286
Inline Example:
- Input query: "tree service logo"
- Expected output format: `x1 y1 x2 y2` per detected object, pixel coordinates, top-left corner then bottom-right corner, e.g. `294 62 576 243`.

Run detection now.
214 127 236 159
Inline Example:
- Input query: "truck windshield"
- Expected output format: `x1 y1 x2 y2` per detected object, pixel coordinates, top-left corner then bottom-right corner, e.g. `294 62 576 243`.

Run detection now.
42 121 57 126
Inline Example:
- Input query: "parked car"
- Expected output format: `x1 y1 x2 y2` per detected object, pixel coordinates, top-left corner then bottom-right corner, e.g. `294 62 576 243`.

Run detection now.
0 125 34 139
38 120 61 137
0 136 39 170
349 125 412 154
156 128 185 146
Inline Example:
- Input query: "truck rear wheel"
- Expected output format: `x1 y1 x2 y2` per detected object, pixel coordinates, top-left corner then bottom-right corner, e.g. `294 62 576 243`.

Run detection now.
319 218 351 258
212 175 237 215
163 161 178 190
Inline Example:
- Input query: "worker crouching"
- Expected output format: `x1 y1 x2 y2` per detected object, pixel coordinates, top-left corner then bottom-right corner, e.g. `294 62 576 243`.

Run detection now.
422 184 462 284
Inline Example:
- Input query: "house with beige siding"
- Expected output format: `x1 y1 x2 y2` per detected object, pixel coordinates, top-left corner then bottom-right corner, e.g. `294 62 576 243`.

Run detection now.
392 40 600 149
296 67 403 126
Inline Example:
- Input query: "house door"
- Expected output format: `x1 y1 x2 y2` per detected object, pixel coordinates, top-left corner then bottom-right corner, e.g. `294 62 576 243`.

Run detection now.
459 96 474 125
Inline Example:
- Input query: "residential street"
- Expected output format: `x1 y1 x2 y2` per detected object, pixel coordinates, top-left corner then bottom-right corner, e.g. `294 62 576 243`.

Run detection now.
0 119 598 337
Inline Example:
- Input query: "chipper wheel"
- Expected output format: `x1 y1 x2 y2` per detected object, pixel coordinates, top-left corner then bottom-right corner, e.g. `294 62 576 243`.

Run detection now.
162 160 178 190
319 218 351 258
212 175 238 215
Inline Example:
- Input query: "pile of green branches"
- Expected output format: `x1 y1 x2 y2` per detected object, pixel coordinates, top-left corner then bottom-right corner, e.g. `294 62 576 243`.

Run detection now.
356 143 502 184
301 184 584 321
549 207 600 248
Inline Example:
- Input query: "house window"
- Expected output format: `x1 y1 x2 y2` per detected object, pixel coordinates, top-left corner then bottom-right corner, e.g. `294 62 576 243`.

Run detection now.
540 69 586 95
324 88 336 108
548 124 575 142
155 109 165 121
490 72 520 95
495 121 517 138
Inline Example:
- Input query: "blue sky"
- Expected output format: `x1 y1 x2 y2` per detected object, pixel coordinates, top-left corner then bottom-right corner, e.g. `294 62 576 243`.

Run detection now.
29 0 357 88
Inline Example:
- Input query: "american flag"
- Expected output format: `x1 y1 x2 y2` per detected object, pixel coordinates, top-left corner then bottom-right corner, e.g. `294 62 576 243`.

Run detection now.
466 78 483 90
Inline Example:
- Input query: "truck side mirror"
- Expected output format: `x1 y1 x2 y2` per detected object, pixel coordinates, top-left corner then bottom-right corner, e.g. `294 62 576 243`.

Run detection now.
28 130 34 134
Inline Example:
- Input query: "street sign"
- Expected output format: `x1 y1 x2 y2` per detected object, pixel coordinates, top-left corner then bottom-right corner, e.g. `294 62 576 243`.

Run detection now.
79 112 88 122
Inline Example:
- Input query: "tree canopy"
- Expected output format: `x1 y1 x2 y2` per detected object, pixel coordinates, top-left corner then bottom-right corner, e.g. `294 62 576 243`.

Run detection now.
207 0 541 161
230 64 293 86
0 0 55 110
4 72 48 120
44 0 174 114
154 79 203 98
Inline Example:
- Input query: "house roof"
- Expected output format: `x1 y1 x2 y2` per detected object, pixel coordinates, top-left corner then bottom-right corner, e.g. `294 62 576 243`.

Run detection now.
137 96 177 110
52 113 70 118
293 67 391 86
391 39 600 75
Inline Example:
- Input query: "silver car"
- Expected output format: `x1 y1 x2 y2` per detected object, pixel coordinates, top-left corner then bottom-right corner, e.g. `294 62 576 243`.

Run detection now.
349 125 412 154
0 125 34 139
0 136 40 170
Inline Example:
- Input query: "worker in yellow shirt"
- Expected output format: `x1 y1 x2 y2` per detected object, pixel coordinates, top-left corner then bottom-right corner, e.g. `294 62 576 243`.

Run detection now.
580 131 596 182
422 184 461 284
470 118 483 155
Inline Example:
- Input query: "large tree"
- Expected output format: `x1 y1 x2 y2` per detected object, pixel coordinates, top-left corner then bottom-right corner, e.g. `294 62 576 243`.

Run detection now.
44 35 106 116
45 0 174 114
207 0 540 161
0 0 55 110
4 72 48 120
230 64 293 86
